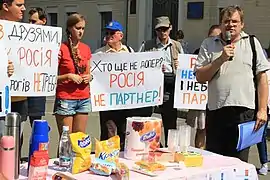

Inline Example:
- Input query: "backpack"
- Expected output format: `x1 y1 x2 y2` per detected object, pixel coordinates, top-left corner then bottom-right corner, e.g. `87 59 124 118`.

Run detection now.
126 45 132 52
249 35 269 113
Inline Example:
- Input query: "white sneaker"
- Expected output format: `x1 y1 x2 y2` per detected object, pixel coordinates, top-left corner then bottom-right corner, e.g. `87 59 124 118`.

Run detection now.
258 163 268 176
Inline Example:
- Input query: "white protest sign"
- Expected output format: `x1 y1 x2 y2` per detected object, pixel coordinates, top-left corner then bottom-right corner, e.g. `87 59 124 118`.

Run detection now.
174 54 208 110
0 20 62 96
90 51 165 111
0 43 11 116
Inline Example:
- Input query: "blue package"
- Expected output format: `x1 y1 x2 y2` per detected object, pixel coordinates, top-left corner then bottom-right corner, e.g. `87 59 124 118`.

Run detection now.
90 158 116 176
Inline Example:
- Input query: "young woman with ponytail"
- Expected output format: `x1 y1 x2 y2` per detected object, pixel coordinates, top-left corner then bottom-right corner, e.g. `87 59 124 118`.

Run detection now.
54 13 92 136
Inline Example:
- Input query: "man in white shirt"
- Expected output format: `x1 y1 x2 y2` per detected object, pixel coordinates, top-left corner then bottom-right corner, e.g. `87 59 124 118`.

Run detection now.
195 6 269 162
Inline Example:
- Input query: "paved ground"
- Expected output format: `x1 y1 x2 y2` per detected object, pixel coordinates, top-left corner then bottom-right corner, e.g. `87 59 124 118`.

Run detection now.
21 98 270 179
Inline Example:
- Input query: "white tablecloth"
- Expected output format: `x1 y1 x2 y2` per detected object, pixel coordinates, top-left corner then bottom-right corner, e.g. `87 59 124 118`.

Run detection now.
19 147 258 180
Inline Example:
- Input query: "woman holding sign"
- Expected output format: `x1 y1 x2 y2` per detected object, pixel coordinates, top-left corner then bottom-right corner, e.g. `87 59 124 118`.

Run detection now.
54 13 92 136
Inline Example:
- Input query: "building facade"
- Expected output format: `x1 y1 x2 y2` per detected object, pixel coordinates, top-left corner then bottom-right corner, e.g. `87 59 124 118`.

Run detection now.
25 0 270 52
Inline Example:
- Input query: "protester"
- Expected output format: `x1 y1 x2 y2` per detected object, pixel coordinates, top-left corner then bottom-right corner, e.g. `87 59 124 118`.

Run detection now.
95 20 153 150
27 7 47 126
28 7 46 25
187 25 221 149
175 29 189 54
0 0 25 140
195 5 270 162
54 13 92 136
256 50 269 175
139 16 184 146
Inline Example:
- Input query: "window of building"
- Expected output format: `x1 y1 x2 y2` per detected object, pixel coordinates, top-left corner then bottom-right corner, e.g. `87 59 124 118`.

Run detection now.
48 13 58 27
187 2 204 19
129 0 136 14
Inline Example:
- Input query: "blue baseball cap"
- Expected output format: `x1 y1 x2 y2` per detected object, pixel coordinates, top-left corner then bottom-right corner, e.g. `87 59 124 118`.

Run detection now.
105 20 123 31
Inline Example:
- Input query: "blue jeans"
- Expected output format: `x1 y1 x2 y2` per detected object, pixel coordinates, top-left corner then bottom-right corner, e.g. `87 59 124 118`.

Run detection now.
257 119 269 164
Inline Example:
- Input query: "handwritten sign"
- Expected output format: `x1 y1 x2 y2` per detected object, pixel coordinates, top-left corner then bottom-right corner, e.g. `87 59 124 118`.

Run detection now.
0 20 62 96
174 54 208 110
90 51 165 111
0 43 11 116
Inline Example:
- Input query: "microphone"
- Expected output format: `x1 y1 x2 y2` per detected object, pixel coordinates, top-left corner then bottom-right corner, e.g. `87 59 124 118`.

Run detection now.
225 31 231 44
225 31 233 60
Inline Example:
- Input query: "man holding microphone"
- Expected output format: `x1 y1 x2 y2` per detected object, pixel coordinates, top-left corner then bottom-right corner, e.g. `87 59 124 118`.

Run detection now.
195 6 270 162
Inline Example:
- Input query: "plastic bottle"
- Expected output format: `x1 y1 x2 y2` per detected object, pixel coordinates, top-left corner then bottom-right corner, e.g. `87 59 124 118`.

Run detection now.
59 126 72 171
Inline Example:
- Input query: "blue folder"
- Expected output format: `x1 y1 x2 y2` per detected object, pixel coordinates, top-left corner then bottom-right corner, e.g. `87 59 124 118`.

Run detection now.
236 121 266 151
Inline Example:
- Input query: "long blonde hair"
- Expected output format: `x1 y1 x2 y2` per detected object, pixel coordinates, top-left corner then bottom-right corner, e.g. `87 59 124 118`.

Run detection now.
66 13 85 74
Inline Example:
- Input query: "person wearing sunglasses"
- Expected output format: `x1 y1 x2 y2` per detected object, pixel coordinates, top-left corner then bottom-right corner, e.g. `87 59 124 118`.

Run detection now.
27 7 47 128
95 20 153 150
28 7 46 25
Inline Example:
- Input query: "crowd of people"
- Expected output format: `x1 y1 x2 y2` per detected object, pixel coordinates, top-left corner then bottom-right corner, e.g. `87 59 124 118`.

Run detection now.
0 0 269 177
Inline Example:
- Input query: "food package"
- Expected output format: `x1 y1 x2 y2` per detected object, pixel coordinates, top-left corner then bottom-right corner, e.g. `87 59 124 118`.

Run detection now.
115 163 130 180
135 161 166 172
148 150 174 163
90 158 116 176
174 151 203 167
95 136 120 166
28 150 49 180
52 172 77 180
70 132 92 174
124 117 162 160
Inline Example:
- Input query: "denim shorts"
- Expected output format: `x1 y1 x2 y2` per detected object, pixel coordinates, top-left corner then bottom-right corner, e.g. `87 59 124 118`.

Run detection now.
54 98 91 116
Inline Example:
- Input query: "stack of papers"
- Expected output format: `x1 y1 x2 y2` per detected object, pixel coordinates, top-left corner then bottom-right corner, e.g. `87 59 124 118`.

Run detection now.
237 121 266 151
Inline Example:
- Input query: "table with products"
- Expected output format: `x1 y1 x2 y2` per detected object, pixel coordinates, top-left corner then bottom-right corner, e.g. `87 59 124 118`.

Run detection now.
19 147 258 180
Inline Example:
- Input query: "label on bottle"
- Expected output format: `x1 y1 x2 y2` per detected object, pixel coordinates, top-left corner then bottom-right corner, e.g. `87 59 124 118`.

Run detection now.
39 143 49 151
59 156 71 167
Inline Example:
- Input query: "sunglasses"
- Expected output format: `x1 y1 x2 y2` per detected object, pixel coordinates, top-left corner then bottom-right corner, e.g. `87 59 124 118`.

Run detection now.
105 31 117 36
29 19 37 24
156 27 170 32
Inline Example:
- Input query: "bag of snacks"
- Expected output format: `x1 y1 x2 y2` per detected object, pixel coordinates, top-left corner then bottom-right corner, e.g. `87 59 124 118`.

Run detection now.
95 135 120 165
70 132 92 174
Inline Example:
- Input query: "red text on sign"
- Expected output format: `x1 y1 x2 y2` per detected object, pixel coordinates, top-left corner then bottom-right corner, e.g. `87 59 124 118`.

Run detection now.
109 71 144 88
17 47 52 67
183 93 207 104
93 94 105 106
189 57 197 69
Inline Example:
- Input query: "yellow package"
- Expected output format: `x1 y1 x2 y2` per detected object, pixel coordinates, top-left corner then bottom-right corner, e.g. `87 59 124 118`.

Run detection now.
70 132 92 174
95 136 120 165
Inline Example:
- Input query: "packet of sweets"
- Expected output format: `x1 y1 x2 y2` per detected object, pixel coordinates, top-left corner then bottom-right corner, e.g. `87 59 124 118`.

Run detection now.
90 158 116 176
95 136 120 166
70 132 92 174
115 163 130 180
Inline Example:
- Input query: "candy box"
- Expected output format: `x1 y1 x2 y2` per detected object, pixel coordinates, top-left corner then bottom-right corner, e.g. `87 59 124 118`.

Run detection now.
174 151 203 167
124 117 162 161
